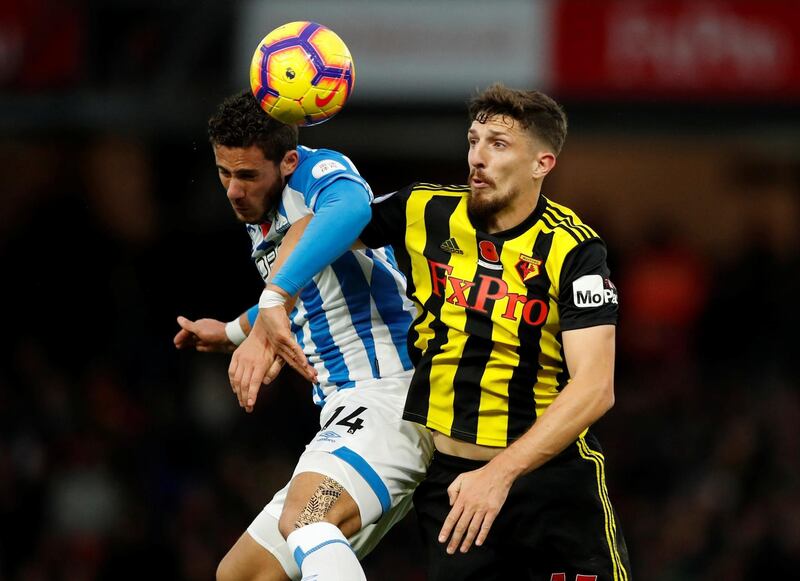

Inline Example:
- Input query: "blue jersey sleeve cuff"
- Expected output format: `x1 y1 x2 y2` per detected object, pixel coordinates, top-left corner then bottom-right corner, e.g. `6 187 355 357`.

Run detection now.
246 304 259 327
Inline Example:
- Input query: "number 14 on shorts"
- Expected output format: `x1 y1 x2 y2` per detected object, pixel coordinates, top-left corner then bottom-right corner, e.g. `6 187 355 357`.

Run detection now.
551 575 597 581
321 405 367 434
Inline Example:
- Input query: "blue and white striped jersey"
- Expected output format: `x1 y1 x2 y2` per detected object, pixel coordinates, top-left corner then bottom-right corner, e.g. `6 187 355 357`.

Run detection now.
245 145 415 406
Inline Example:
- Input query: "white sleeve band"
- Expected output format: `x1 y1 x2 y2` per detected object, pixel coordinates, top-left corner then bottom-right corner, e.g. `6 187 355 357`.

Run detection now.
259 288 288 310
225 318 248 346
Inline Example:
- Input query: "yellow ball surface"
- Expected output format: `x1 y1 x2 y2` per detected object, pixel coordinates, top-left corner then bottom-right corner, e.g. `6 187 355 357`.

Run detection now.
250 21 355 126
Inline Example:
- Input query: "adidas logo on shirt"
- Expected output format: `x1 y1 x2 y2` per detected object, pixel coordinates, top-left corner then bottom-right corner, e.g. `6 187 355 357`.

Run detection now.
440 237 463 254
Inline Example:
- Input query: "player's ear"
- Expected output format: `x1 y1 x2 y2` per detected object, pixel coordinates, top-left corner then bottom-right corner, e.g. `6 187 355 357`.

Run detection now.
532 151 556 179
280 149 299 178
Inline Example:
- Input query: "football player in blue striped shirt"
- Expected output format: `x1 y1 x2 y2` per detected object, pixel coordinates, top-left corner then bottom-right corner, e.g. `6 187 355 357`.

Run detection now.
174 91 432 581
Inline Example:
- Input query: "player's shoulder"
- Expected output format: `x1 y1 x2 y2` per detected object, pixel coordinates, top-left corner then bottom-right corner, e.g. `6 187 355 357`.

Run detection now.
288 146 371 208
541 196 601 248
376 183 468 214
294 145 358 179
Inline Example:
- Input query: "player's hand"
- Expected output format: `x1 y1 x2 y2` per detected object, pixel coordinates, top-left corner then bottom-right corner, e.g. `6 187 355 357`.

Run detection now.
174 316 236 353
438 462 514 554
259 305 317 383
228 332 284 413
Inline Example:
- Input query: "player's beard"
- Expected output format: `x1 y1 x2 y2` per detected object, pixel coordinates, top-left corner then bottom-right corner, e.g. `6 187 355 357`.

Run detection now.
467 172 517 225
236 180 284 224
261 178 287 221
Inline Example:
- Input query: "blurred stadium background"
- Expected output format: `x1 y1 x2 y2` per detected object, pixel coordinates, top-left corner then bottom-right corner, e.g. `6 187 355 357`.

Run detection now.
2 0 799 579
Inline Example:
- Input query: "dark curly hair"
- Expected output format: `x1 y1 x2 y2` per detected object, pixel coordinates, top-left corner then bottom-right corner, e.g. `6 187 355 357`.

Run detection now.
208 90 299 163
468 83 568 156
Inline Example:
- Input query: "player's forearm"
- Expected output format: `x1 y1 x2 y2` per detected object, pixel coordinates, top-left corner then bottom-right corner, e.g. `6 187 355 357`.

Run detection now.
490 377 615 482
249 311 269 341
257 211 306 321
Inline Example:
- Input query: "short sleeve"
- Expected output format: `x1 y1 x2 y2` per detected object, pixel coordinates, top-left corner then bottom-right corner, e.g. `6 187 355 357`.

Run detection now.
359 184 414 248
559 239 619 330
290 148 372 211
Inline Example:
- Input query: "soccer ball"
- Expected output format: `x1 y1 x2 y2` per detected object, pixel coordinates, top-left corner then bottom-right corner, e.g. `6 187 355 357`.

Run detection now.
250 21 355 127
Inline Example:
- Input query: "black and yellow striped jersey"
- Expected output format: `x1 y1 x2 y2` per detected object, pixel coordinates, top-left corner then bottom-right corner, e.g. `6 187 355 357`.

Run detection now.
360 183 619 447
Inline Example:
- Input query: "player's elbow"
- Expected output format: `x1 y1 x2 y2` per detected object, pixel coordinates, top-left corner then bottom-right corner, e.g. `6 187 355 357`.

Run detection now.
352 198 372 231
595 379 615 415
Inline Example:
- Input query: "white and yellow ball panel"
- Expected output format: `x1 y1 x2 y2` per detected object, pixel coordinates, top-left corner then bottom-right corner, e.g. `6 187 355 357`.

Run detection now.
250 20 355 126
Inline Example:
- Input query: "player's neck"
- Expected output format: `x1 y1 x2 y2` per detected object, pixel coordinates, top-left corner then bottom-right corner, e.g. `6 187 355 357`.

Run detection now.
485 191 541 235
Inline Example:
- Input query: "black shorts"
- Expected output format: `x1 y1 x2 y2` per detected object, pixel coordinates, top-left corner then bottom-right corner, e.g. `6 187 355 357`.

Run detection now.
413 432 631 581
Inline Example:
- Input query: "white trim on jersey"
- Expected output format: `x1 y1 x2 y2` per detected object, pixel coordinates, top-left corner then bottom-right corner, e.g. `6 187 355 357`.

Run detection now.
352 250 408 376
317 270 375 384
282 185 314 222
372 190 399 204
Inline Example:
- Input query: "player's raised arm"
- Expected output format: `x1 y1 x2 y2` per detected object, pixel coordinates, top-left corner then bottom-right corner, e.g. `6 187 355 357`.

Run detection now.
259 178 372 378
268 179 371 297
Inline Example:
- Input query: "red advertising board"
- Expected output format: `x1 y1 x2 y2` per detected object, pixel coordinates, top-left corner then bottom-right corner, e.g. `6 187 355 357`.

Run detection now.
553 0 800 100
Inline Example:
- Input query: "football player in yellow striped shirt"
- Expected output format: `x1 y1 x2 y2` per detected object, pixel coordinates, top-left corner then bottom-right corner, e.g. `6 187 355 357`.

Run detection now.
260 84 632 580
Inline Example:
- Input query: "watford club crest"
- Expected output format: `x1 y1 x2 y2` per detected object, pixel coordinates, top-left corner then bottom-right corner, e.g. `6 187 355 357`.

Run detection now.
515 254 542 282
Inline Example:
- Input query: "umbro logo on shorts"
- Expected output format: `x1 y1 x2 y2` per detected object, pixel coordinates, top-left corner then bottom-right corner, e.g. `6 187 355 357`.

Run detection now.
440 237 463 254
316 431 342 444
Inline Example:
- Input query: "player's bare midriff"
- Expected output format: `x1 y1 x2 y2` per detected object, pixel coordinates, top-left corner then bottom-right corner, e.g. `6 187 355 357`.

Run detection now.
432 431 504 461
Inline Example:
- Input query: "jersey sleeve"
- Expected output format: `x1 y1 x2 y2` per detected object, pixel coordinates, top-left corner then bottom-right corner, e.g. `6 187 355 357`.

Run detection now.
292 149 373 211
558 238 619 330
359 184 414 248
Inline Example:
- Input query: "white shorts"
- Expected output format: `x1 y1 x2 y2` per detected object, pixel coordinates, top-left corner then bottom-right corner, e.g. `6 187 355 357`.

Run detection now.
247 371 433 579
